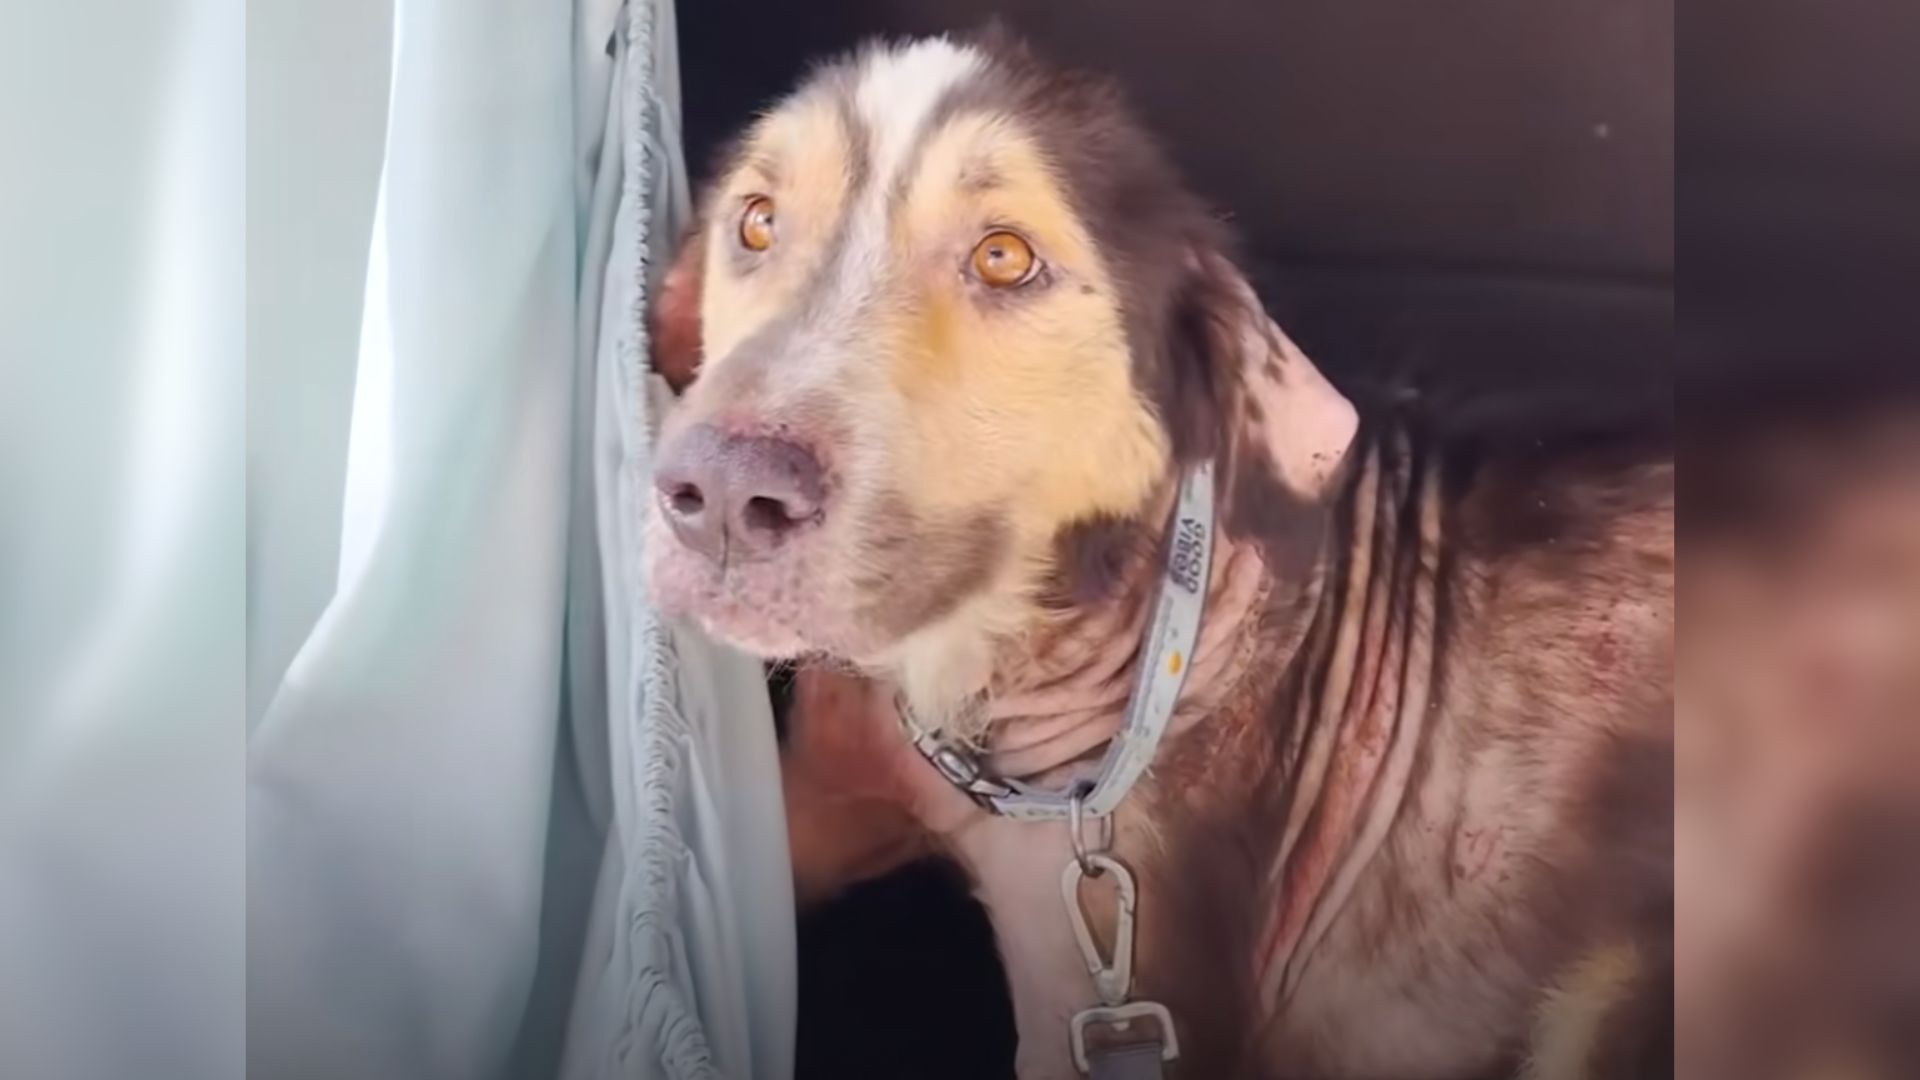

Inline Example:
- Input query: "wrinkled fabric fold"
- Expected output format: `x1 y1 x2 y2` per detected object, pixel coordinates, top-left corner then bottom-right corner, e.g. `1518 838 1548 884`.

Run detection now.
246 0 793 1076
559 3 794 1076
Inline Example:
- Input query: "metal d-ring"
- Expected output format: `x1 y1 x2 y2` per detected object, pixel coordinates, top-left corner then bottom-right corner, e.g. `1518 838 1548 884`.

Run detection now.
1068 785 1114 876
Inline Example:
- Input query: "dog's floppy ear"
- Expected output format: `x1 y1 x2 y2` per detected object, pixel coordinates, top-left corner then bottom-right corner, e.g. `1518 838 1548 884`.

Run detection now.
648 219 706 392
1167 250 1359 576
1048 251 1247 607
1155 249 1249 465
1054 251 1357 605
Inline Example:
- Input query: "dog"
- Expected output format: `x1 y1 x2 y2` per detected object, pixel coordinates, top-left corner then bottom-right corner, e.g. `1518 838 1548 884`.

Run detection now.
644 33 1673 1080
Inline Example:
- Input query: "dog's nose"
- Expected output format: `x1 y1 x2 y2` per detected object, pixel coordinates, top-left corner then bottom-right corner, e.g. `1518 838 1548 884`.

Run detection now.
654 425 826 561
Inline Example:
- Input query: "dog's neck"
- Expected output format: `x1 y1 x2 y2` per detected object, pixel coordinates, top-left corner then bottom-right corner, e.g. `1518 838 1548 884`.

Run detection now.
978 483 1280 788
952 432 1448 1080
968 301 1362 791
870 301 1450 1076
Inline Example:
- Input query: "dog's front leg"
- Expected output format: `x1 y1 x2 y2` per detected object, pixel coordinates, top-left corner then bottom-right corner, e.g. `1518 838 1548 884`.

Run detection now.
781 669 934 906
782 670 1105 1077
949 818 1107 1080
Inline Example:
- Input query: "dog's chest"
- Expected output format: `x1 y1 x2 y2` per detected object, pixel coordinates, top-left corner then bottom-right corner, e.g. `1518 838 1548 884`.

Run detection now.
948 817 1104 1080
1251 779 1547 1078
954 799 1536 1080
949 720 1563 1080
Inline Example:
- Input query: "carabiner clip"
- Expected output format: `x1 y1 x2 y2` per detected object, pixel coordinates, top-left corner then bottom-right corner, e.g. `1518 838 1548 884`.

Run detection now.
1061 851 1136 1007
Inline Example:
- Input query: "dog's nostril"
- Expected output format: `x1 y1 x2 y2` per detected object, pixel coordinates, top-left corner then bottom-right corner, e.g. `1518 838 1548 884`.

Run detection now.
667 483 706 517
654 425 825 561
741 494 802 534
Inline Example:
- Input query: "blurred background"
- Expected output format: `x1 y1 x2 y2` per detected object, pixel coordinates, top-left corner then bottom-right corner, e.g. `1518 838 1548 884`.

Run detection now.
3 2 242 1077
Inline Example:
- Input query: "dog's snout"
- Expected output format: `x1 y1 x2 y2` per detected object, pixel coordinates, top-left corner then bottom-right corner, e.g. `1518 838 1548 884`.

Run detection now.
654 425 826 561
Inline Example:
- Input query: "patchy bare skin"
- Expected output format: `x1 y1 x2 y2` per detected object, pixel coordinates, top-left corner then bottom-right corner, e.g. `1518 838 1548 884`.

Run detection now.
646 34 1673 1080
1243 447 1673 1080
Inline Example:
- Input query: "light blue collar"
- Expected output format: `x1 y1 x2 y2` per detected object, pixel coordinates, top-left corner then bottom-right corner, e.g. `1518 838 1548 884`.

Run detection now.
899 461 1217 821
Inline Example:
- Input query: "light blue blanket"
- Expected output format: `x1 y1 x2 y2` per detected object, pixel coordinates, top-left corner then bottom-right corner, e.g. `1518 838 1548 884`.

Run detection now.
245 1 796 1077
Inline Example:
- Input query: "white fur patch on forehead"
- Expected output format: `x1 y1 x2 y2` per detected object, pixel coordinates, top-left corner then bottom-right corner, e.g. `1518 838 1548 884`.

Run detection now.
853 37 986 194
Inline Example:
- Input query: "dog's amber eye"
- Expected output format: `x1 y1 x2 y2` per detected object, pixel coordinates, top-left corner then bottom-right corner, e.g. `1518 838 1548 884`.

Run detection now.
739 196 776 252
970 230 1037 288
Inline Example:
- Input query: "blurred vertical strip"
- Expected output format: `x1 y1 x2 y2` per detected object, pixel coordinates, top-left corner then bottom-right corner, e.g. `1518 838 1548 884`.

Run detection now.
1680 1 1920 1077
0 0 244 1077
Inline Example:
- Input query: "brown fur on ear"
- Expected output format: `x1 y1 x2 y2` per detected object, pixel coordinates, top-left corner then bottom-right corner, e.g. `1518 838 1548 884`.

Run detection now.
648 219 705 392
1046 248 1253 601
1045 514 1159 608
1157 249 1253 465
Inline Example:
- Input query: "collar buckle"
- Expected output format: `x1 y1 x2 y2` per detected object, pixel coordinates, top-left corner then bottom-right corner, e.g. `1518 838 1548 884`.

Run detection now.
897 696 1015 806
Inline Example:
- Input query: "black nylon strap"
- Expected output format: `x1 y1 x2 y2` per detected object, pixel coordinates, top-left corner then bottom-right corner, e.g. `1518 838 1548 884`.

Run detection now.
1087 1042 1167 1080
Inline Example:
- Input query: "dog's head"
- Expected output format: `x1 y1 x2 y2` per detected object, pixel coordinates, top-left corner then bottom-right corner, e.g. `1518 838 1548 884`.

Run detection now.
645 34 1353 711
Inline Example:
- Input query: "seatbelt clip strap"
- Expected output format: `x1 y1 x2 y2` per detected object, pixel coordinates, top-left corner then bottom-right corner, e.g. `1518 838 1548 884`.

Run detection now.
1064 851 1180 1076
1074 1000 1179 1078
1085 1038 1175 1080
